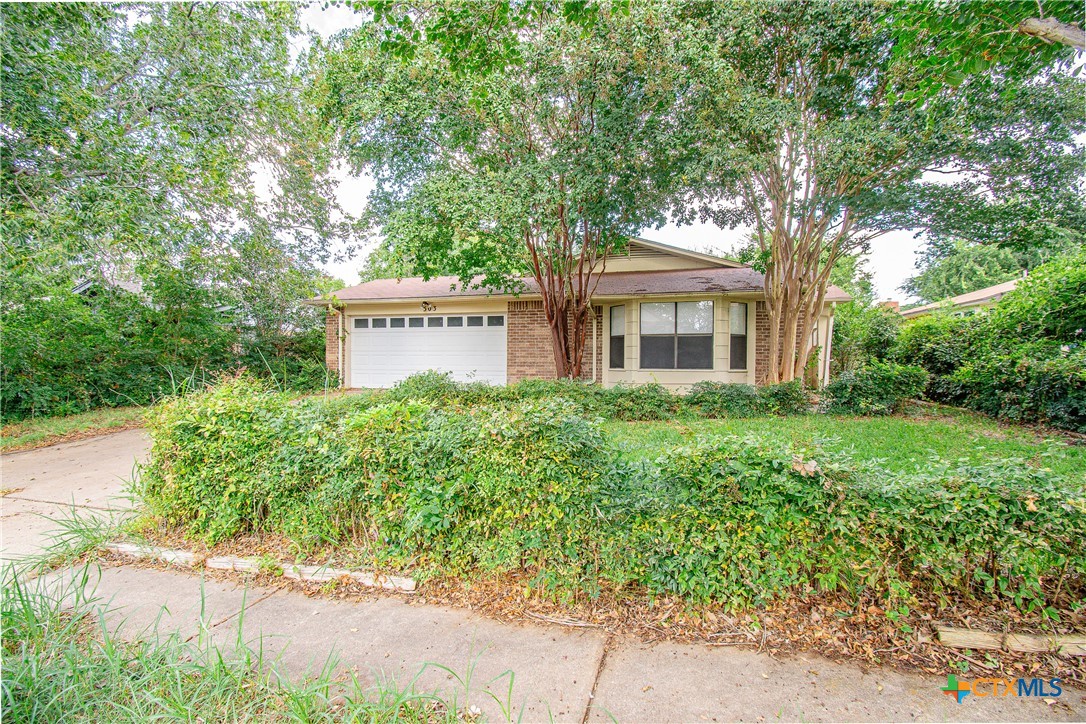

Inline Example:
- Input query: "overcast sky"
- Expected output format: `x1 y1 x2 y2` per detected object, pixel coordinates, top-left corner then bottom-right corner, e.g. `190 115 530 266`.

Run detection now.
299 4 925 302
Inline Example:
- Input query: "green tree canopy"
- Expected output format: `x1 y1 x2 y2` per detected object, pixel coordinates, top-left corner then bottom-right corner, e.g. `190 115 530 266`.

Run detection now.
319 3 692 377
671 0 1084 382
1 3 344 298
1 3 345 418
903 241 1022 303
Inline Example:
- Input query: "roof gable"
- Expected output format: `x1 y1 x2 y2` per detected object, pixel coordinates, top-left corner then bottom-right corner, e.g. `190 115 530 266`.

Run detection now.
602 238 743 273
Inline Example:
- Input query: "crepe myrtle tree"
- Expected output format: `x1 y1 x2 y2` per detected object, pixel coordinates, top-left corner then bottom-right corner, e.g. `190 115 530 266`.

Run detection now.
672 0 1084 383
319 3 690 378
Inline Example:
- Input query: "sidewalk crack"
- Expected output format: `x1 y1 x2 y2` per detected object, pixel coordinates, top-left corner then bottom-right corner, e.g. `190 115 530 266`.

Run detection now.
581 633 614 724
186 585 281 643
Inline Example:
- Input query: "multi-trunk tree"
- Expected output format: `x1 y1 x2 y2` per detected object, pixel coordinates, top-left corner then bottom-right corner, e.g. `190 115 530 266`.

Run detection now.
319 4 690 378
326 0 1082 383
674 0 1083 382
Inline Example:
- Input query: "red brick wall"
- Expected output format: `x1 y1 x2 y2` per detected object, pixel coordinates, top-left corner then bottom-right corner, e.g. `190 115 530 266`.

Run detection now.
325 310 341 383
507 301 602 383
755 301 770 384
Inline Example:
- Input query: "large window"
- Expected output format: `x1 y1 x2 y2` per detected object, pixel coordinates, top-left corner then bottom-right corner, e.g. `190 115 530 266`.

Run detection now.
729 302 748 370
609 306 625 369
639 301 713 369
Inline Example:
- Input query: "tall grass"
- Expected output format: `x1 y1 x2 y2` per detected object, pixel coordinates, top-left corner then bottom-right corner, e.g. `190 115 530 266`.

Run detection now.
1 563 526 722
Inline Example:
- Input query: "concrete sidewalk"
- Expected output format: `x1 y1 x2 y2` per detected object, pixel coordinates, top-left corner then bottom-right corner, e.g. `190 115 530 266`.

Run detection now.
48 563 1084 723
7 432 1085 722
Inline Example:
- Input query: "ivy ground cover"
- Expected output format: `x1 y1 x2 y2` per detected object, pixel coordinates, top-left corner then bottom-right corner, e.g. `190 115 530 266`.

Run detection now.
138 376 1085 621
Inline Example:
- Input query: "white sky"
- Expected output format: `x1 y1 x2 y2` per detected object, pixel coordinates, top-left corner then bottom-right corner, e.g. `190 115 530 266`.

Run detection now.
299 5 926 301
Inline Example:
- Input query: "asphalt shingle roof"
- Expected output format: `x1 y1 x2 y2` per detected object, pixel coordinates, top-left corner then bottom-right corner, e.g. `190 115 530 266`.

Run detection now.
322 267 851 303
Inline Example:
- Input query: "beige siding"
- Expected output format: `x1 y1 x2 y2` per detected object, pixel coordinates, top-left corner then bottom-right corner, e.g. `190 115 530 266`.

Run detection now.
602 254 719 273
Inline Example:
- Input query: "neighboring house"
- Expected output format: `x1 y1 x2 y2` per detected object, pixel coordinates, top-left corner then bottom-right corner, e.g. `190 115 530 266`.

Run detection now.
310 238 850 390
899 278 1019 320
72 277 144 298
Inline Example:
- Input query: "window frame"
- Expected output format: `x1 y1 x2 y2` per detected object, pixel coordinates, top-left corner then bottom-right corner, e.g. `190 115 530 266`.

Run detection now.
729 302 749 371
638 301 714 370
609 305 626 370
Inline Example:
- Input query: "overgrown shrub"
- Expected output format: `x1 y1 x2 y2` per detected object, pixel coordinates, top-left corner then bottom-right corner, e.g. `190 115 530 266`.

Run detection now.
625 435 1085 609
143 377 1086 612
142 377 610 582
892 313 978 403
511 378 606 414
822 361 928 415
893 250 1086 431
758 380 811 415
621 436 863 605
687 382 761 417
598 383 678 421
952 344 1086 432
831 301 900 374
1 281 330 421
852 459 1086 611
687 381 810 417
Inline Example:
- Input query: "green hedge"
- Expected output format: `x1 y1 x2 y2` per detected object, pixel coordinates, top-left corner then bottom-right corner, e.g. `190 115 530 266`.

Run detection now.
687 380 811 417
821 361 928 415
386 371 810 421
893 250 1086 431
140 377 1085 612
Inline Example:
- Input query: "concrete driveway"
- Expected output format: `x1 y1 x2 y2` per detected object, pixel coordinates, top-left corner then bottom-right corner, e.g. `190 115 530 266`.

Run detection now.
1 429 150 562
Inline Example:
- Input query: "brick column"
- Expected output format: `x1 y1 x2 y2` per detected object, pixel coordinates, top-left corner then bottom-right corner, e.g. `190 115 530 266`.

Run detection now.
325 309 341 385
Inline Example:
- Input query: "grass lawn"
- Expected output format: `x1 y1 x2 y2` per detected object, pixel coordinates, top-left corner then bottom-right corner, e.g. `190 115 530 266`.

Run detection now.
1 406 145 453
606 403 1086 479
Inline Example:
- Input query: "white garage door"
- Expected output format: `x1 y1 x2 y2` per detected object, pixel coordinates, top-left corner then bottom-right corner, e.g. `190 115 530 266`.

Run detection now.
350 313 507 388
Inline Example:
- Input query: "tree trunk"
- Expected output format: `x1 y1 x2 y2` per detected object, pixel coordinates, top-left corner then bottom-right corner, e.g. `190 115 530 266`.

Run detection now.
1018 17 1085 50
536 280 575 378
525 220 607 380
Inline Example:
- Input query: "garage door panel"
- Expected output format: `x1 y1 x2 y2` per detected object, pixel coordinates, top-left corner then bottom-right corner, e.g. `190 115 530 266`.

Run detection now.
350 315 507 388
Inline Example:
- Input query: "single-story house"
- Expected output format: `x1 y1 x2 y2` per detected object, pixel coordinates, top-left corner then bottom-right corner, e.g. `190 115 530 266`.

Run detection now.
309 238 850 390
899 278 1019 319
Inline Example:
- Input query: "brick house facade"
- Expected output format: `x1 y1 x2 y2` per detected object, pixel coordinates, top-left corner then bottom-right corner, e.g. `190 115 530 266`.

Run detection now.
310 239 847 390
507 301 603 384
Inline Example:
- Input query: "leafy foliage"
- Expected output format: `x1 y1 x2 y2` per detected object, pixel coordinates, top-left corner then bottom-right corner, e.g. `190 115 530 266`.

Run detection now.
903 241 1023 304
385 371 810 421
142 376 1086 612
320 4 691 377
822 362 929 415
895 249 1086 431
892 313 978 403
0 3 341 421
0 282 332 420
830 303 901 376
674 0 1083 382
